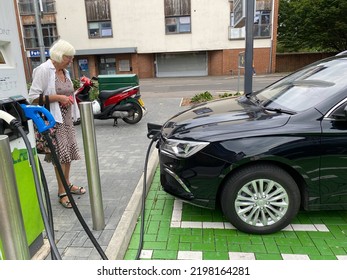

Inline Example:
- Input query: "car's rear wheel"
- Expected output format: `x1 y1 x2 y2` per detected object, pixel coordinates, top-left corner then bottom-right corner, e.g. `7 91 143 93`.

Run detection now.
220 164 300 234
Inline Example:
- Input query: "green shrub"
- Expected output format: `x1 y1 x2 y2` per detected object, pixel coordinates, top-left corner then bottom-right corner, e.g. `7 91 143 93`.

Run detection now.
89 82 99 100
219 92 233 98
72 79 81 90
190 91 213 103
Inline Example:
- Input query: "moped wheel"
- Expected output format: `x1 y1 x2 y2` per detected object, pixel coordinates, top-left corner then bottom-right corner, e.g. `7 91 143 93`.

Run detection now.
73 118 81 126
122 102 143 124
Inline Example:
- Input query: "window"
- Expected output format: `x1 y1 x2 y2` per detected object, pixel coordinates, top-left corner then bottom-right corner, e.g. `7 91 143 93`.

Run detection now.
23 24 58 49
18 0 56 15
99 56 116 75
85 0 112 38
164 0 191 34
253 10 271 37
88 21 112 38
229 0 272 39
119 60 131 72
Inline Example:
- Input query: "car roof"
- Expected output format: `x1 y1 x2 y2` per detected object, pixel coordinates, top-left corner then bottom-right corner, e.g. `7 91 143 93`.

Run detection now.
336 50 347 56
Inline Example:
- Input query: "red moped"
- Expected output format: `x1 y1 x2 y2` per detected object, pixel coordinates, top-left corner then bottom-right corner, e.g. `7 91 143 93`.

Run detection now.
74 76 146 126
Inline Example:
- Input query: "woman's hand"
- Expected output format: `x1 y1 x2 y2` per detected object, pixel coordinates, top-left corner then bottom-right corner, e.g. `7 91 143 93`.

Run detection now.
59 95 73 107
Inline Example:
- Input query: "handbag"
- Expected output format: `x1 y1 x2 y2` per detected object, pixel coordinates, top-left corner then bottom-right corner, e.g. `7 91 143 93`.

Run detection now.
35 94 57 154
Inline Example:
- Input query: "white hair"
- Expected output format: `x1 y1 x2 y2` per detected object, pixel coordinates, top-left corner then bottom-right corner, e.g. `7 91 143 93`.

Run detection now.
49 39 75 63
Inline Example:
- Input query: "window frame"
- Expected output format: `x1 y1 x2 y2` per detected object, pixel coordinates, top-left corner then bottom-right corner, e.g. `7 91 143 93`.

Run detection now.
229 0 272 40
164 0 191 35
22 24 58 49
18 0 56 15
85 0 113 39
88 21 113 38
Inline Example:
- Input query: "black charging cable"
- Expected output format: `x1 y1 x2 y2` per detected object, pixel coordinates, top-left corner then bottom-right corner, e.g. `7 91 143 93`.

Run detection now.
43 130 108 260
135 131 161 260
7 111 107 260
38 159 57 260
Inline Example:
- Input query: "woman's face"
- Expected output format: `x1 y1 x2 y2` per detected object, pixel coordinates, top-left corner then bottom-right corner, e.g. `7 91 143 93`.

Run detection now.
60 55 74 68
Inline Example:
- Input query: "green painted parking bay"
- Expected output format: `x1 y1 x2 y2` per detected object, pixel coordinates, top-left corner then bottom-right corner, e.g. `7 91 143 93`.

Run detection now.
125 168 347 260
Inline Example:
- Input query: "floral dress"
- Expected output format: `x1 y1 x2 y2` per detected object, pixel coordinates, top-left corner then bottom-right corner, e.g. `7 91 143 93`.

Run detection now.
45 75 81 164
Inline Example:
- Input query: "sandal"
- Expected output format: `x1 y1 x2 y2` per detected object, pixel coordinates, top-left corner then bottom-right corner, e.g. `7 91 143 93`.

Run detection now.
69 183 86 195
58 193 72 208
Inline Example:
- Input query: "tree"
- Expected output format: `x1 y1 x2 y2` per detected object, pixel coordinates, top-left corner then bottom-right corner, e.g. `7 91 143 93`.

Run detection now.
278 0 347 52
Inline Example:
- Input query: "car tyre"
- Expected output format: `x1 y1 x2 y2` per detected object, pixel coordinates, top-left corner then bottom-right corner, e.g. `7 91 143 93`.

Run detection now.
221 164 300 234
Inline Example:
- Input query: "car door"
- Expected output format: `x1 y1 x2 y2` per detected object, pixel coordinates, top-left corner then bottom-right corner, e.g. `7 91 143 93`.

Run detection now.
320 100 347 208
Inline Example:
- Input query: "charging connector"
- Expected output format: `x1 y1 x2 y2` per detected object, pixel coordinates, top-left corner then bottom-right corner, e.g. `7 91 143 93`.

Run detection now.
0 110 16 125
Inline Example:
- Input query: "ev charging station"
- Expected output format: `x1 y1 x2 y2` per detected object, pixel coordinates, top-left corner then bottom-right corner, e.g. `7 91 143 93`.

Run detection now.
0 0 44 259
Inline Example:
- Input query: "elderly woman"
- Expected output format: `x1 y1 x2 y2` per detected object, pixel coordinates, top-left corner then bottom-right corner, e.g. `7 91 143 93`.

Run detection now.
29 39 86 208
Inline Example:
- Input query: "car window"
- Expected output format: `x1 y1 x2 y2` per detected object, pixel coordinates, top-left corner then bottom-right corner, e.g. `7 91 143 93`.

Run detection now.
256 58 347 112
327 99 347 119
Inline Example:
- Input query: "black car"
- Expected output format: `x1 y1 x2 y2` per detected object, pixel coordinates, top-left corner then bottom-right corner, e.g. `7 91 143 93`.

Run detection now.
148 54 347 234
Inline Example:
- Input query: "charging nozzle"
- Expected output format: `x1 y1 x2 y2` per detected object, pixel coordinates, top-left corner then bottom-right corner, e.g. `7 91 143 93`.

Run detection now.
20 104 55 133
0 109 17 125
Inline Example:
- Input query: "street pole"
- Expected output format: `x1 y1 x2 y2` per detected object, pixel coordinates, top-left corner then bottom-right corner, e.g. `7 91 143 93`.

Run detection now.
244 0 255 94
33 0 46 63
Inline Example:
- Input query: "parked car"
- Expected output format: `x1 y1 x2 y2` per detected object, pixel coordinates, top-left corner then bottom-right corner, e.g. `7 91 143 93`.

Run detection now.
149 53 347 234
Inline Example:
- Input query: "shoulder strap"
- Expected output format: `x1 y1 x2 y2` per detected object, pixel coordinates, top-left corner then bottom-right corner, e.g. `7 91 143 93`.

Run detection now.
38 94 50 111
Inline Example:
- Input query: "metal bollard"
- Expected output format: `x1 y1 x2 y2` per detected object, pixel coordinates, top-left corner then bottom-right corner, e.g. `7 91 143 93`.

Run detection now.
0 135 30 260
79 102 105 230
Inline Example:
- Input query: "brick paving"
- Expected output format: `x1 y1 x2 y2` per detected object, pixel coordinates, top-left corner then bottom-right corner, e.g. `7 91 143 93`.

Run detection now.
124 168 347 260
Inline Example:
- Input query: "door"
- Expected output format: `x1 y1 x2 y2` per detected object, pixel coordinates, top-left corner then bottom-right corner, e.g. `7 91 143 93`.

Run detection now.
320 101 347 207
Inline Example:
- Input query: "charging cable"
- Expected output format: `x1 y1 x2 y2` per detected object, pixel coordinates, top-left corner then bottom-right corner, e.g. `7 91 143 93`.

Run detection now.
20 104 108 260
0 109 62 260
3 103 161 260
43 131 108 260
135 130 161 260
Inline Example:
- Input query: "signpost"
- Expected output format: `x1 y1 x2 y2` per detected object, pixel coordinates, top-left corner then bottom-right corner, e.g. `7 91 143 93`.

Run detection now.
233 0 255 94
233 0 246 28
237 52 245 93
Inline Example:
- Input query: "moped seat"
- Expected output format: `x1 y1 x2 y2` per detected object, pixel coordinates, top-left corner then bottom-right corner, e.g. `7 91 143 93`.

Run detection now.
99 86 133 102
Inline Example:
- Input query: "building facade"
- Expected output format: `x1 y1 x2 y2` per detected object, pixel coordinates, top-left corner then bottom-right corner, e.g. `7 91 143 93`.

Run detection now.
17 0 278 81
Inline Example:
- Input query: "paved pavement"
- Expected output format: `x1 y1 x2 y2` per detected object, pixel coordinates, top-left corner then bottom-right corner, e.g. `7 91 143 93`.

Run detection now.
34 93 183 260
32 74 347 261
124 169 347 260
34 74 252 260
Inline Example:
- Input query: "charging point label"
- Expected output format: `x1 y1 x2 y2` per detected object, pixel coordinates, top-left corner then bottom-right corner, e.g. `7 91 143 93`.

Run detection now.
0 74 18 92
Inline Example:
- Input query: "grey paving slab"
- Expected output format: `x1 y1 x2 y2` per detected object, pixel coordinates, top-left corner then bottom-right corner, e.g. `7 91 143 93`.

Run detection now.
37 95 183 260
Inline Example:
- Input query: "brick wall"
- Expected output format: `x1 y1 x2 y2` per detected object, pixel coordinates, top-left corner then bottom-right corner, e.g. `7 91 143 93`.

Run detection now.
275 52 337 73
209 48 274 76
69 51 339 80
